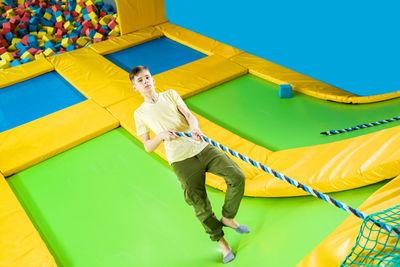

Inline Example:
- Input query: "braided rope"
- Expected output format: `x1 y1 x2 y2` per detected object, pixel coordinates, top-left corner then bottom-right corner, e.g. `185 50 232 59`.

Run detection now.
173 131 400 235
321 116 400 136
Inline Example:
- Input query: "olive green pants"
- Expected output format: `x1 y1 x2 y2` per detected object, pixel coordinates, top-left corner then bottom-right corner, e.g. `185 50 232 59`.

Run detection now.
171 144 245 241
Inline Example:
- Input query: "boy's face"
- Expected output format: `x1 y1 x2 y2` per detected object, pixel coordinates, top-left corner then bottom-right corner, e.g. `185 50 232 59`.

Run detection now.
132 69 155 93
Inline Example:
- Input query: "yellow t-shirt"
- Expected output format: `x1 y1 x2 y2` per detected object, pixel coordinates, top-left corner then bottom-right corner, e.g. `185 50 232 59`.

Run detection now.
134 89 208 164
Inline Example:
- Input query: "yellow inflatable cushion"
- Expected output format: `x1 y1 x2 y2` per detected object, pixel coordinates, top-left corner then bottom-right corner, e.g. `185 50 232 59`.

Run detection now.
0 100 119 177
155 22 243 59
89 26 163 55
231 52 400 104
47 47 134 107
0 58 54 89
0 174 57 266
296 175 400 267
116 0 167 35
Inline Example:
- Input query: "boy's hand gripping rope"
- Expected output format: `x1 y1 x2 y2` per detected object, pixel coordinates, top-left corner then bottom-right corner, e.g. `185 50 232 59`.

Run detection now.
321 116 400 136
173 131 400 236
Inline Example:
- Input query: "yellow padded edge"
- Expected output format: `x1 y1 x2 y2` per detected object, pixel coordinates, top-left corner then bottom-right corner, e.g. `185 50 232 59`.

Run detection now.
0 58 54 89
154 55 247 98
116 0 167 35
89 26 163 55
231 52 400 104
296 175 400 267
0 100 119 177
47 48 134 107
0 174 57 266
155 22 243 59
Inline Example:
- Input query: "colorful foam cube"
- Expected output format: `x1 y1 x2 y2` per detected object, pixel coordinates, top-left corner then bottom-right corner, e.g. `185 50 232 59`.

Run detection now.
21 50 34 60
75 36 88 46
61 37 72 48
34 52 45 60
44 47 55 56
99 15 111 26
20 57 32 63
1 52 14 62
10 59 22 67
107 18 117 29
43 12 52 20
66 44 75 51
279 84 293 98
64 21 73 30
27 47 38 54
0 46 7 54
0 59 10 69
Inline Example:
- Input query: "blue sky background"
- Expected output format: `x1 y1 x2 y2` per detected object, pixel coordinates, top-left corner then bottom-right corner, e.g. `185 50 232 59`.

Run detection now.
165 0 400 96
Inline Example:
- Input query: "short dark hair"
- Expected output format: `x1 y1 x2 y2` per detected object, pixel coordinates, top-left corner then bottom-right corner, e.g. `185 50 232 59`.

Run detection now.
129 66 149 81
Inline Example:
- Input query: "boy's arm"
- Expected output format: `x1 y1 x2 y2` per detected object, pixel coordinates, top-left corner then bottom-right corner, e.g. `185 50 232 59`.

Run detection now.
140 131 176 153
177 104 203 141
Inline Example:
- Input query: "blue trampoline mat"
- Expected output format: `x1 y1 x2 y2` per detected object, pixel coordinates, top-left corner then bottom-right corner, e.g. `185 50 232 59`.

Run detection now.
104 37 206 75
0 71 86 132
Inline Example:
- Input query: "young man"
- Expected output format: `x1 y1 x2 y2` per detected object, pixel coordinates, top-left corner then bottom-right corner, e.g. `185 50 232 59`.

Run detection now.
131 66 249 263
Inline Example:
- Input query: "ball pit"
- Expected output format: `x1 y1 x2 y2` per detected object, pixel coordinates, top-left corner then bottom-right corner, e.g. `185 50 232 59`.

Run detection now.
0 0 120 69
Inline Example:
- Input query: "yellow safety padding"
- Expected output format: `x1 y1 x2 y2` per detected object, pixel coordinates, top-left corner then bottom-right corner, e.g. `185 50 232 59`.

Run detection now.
0 58 54 89
89 26 163 55
47 48 134 107
231 52 400 104
0 100 119 177
107 96 274 197
261 125 400 196
296 175 400 267
0 174 57 266
155 22 243 59
154 55 247 98
115 0 167 35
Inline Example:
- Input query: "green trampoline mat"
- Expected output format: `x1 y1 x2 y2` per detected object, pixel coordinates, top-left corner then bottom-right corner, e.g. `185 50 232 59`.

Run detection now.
185 74 400 151
7 128 388 266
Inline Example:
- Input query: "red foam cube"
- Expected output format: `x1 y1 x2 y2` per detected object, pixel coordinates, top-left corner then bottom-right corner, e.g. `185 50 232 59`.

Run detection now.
86 5 95 13
35 49 44 55
55 22 63 29
5 6 13 11
63 11 70 17
39 2 47 8
27 47 38 54
100 11 107 17
80 26 88 35
77 1 86 7
51 5 62 12
9 16 21 25
98 27 107 35
93 38 102 43
71 36 78 42
71 11 79 17
94 24 101 30
12 50 21 58
108 19 117 30
21 35 30 46
21 15 31 23
75 45 82 49
32 0 39 5
0 47 7 54
76 17 83 23
56 28 67 36
24 1 32 8
82 20 92 28
0 39 8 47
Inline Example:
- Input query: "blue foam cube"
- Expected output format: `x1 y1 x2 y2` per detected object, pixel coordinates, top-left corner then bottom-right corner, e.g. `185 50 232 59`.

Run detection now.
279 84 292 98
10 59 21 67
21 57 32 64
66 45 75 52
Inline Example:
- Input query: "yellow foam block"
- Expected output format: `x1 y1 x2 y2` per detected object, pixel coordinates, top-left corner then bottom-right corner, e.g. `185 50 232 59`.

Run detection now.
47 47 135 107
116 0 167 35
231 52 400 104
64 20 73 30
154 55 247 98
21 51 34 60
35 53 45 60
0 58 53 89
12 38 21 45
155 22 243 59
0 174 57 266
43 12 52 20
44 47 55 56
42 33 54 42
61 38 72 48
56 16 64 23
108 29 119 37
0 59 10 69
76 37 88 46
0 100 119 177
89 26 163 55
296 175 400 267
91 18 99 27
88 11 98 20
75 4 82 13
99 15 111 26
93 32 103 39
1 52 14 62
